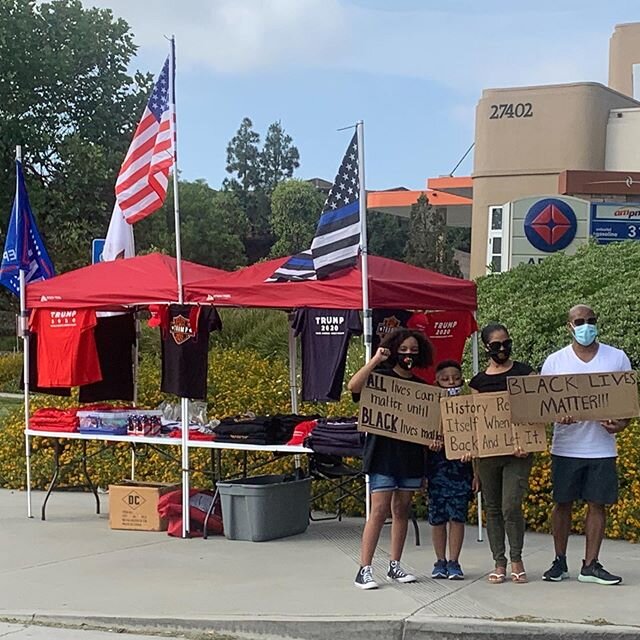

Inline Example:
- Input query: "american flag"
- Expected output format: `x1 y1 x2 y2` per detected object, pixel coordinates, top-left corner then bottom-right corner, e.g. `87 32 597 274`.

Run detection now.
115 56 174 224
268 132 360 281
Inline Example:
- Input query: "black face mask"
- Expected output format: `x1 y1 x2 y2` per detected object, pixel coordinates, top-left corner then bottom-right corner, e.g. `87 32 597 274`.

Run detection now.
396 354 416 370
487 345 512 363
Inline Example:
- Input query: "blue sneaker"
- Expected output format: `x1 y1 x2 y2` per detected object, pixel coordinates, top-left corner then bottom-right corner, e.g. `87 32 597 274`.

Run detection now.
447 560 464 580
431 559 448 579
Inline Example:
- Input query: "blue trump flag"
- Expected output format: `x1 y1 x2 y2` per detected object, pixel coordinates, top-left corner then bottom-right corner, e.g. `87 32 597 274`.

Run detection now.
0 160 55 296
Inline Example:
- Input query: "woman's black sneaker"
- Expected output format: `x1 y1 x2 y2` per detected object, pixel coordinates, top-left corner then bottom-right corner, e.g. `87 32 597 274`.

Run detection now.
578 560 622 585
542 555 569 581
354 565 379 589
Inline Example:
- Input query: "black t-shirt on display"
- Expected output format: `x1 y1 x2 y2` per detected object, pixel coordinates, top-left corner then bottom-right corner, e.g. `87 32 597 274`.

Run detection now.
79 313 136 403
292 308 362 402
371 309 412 352
353 367 426 479
469 361 535 394
160 305 222 400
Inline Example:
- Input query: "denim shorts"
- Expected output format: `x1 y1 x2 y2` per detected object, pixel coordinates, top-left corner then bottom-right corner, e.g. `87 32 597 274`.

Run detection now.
369 473 423 493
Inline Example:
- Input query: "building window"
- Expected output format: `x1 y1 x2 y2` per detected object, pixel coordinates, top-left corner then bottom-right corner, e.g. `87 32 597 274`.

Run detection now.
487 205 505 273
633 63 640 101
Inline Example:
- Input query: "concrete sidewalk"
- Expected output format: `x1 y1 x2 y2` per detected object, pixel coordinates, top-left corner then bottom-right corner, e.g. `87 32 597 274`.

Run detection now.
1 489 639 639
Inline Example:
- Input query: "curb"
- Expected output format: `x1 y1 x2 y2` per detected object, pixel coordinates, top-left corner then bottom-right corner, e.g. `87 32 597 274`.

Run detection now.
2 614 640 640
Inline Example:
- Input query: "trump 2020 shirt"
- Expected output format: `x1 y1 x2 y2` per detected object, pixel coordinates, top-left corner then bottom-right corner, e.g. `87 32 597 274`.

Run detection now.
160 304 222 400
29 309 102 387
292 308 362 402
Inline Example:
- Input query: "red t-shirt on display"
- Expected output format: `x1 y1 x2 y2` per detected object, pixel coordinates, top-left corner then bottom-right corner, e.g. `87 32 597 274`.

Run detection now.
29 309 102 387
407 310 477 383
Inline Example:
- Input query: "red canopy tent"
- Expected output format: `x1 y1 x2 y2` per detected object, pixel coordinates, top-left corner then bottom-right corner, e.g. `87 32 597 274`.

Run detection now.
188 255 477 311
26 253 227 310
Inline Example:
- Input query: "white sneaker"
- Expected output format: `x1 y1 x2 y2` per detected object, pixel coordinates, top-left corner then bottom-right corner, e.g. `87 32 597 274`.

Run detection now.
354 565 379 589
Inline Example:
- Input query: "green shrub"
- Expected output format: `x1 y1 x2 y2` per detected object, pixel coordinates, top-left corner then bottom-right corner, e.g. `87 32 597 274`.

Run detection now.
474 241 640 369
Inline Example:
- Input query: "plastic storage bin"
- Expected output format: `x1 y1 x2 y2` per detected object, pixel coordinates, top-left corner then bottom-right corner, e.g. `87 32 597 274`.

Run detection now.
217 474 311 542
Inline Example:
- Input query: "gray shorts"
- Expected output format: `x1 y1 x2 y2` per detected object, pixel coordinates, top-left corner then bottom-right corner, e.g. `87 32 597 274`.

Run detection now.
551 455 618 505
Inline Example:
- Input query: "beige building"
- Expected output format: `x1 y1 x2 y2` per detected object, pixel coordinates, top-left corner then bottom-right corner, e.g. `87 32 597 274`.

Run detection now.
469 22 640 278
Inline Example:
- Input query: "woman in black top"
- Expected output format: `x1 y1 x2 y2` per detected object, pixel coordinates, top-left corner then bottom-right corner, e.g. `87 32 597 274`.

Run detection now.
469 323 534 585
348 328 434 590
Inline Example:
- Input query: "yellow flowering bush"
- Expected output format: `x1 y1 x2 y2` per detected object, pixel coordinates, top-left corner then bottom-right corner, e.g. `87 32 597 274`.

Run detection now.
1 347 639 541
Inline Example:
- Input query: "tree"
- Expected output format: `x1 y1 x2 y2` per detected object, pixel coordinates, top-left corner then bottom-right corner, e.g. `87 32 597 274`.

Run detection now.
136 179 249 270
404 194 462 277
367 210 409 260
223 117 302 263
260 121 300 194
269 180 324 257
0 0 152 272
224 117 261 196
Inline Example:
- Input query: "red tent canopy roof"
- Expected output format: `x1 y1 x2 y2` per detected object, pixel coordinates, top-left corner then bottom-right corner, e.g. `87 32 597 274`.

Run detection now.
189 255 477 311
26 253 226 310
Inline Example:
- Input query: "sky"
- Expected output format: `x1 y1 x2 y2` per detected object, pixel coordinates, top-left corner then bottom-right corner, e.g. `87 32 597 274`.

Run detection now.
83 0 640 191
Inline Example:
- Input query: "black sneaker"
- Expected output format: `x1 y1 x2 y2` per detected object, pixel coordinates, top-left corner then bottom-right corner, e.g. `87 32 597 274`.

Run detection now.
354 565 379 590
387 560 417 583
542 555 569 582
578 560 622 586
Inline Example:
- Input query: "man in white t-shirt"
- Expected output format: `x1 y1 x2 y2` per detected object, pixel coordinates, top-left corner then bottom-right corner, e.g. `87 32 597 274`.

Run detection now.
540 304 630 586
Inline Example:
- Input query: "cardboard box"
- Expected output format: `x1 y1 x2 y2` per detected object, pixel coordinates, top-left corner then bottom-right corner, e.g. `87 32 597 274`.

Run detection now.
108 481 178 531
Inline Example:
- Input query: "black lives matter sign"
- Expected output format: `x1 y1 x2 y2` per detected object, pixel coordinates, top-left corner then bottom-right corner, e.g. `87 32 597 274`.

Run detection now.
508 372 640 423
357 373 444 447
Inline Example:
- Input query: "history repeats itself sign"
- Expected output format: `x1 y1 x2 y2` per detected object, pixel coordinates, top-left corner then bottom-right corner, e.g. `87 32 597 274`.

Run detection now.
357 373 444 447
440 392 547 460
507 372 640 423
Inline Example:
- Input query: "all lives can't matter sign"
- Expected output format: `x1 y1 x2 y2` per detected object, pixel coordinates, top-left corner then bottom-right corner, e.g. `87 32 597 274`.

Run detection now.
357 373 444 447
507 372 640 423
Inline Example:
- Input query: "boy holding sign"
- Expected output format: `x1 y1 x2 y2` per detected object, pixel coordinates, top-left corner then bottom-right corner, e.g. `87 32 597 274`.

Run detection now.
427 360 479 580
540 305 632 586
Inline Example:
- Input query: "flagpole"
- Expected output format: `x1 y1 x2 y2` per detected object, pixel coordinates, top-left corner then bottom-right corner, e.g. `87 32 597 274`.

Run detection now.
16 146 32 518
169 36 190 538
170 36 184 305
356 121 373 522
356 121 371 362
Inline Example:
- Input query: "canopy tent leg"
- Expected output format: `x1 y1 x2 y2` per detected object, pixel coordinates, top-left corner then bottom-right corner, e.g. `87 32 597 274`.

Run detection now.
287 318 304 475
288 318 299 414
181 396 190 538
20 254 32 518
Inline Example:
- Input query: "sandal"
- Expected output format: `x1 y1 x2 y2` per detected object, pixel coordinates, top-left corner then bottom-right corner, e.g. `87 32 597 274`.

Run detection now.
488 570 506 584
511 571 528 584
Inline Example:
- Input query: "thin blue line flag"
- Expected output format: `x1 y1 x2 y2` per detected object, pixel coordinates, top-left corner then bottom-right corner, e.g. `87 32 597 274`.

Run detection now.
0 160 55 296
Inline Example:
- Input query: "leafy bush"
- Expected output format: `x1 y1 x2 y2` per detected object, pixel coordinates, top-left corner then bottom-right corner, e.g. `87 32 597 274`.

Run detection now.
469 241 640 542
0 347 360 516
0 352 21 393
475 241 640 369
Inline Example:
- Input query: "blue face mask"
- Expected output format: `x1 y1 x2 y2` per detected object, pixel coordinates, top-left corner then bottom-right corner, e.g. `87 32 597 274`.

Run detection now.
573 323 598 346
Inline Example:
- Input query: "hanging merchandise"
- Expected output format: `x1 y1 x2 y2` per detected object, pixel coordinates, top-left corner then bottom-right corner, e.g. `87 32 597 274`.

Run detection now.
407 310 478 382
20 333 71 397
159 304 222 400
79 313 136 403
292 308 362 402
371 308 413 352
28 309 102 387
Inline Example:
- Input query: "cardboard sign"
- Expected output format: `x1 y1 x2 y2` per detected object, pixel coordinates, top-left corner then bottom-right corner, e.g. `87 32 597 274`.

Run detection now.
512 422 548 453
507 372 640 423
441 392 548 460
357 372 444 446
440 394 480 459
